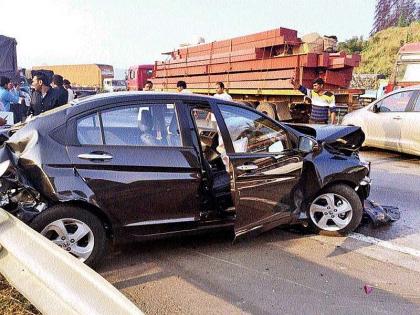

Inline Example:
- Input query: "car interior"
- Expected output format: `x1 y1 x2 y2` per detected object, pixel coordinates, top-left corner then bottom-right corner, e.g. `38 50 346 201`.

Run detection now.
191 108 233 212
77 104 182 147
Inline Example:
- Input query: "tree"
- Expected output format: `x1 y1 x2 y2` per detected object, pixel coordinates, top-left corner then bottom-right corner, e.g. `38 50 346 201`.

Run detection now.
337 36 367 54
371 0 392 35
371 0 419 35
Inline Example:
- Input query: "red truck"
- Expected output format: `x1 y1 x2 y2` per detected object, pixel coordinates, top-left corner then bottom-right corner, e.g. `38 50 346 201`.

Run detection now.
128 27 363 121
385 42 420 93
126 64 154 91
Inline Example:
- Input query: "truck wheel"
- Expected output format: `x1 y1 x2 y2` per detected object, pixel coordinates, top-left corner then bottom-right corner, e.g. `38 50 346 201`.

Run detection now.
30 205 107 267
307 184 363 236
256 103 277 120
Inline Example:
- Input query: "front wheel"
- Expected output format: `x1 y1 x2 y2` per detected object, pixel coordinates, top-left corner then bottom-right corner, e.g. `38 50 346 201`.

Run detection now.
30 205 107 267
307 184 363 236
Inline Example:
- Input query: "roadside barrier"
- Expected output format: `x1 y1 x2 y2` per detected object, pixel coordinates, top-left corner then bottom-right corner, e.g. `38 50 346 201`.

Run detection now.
0 208 143 315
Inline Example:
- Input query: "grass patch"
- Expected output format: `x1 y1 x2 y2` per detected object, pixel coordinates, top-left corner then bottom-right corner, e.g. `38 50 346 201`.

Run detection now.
356 21 420 76
0 273 41 315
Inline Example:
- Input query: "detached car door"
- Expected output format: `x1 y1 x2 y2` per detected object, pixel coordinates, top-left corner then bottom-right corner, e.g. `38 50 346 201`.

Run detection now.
367 90 415 152
66 100 203 234
214 103 304 237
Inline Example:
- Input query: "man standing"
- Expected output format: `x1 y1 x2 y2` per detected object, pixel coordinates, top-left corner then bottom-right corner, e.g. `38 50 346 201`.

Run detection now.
29 73 59 116
63 79 75 103
176 80 192 94
51 75 69 106
291 77 336 124
0 76 19 112
143 80 153 91
213 82 232 101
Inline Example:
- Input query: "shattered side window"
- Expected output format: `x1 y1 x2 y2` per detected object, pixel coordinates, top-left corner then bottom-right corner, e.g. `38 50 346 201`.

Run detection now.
218 104 290 153
77 112 102 145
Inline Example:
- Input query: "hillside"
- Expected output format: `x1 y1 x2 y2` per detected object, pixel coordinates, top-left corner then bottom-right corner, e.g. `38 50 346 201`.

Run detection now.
356 21 420 76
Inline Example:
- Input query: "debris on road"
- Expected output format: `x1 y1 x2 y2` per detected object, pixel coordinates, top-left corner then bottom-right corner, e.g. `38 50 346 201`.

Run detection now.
363 284 374 295
363 199 401 227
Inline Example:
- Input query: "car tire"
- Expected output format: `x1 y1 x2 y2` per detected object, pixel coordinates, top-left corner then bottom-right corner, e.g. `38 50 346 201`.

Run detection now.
30 205 107 267
306 184 363 236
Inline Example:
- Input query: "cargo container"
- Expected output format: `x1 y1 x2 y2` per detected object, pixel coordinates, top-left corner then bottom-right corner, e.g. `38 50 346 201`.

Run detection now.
129 27 364 122
0 35 18 78
31 64 114 90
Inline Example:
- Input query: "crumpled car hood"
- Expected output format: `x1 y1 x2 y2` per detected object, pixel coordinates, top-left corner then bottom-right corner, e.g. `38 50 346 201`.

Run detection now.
286 123 365 152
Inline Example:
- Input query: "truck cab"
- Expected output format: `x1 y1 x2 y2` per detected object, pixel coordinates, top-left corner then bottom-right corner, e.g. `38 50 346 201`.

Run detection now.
126 65 154 91
386 42 420 93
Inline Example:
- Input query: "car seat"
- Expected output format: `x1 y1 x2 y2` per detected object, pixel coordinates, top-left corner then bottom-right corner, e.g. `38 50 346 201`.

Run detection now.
139 110 158 145
167 114 181 146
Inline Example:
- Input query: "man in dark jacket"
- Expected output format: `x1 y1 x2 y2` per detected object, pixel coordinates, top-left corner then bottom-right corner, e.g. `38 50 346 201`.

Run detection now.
51 74 68 106
29 73 59 116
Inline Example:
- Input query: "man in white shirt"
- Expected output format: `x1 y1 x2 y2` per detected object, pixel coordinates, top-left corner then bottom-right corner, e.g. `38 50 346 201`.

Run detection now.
213 81 232 101
176 80 193 94
63 79 75 103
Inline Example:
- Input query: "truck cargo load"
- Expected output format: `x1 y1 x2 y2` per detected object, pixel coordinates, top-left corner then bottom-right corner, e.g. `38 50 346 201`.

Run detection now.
140 27 363 122
31 64 114 90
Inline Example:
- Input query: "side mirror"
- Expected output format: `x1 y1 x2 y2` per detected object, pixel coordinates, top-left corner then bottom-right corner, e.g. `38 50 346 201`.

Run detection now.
372 104 379 113
298 136 318 153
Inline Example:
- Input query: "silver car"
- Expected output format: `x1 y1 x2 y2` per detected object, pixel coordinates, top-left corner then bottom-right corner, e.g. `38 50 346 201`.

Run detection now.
342 86 420 156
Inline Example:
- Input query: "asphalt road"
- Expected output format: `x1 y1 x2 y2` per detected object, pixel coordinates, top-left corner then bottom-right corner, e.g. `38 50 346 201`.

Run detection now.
98 148 420 315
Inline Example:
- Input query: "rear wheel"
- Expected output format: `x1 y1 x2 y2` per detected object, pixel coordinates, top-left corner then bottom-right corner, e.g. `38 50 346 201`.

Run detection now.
307 184 362 236
30 205 107 267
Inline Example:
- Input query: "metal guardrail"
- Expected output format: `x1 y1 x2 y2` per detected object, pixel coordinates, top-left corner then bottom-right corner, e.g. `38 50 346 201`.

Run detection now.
0 208 143 315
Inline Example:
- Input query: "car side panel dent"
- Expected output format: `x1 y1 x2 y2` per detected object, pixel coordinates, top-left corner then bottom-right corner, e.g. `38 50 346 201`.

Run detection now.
0 125 120 227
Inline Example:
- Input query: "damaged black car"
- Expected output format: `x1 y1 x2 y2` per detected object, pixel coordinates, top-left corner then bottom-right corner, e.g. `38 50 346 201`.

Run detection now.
0 93 371 267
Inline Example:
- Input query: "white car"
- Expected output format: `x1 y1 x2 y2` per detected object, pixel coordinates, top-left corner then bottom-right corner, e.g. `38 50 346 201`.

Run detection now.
342 86 420 156
103 79 127 92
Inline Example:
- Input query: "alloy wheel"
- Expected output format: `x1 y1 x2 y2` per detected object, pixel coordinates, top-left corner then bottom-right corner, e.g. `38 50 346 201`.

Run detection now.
309 193 353 231
40 218 95 262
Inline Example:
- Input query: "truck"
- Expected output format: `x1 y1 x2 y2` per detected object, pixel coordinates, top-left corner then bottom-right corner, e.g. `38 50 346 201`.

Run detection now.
385 42 420 93
126 64 153 91
0 35 31 97
31 64 114 90
0 35 18 79
128 27 364 122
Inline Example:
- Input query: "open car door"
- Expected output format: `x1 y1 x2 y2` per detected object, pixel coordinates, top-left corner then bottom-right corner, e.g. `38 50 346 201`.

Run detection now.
214 103 304 238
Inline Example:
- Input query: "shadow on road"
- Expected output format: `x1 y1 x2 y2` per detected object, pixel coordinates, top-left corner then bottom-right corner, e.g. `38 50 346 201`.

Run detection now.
98 226 420 315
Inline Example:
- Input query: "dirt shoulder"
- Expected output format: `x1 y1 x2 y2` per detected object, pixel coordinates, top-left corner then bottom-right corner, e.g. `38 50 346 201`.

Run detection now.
0 273 41 315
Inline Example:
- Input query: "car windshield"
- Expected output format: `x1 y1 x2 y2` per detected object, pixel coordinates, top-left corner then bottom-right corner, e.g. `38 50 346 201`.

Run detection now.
112 80 126 86
396 62 420 82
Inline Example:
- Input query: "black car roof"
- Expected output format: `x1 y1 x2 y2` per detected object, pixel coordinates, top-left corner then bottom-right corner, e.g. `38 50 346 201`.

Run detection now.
68 91 238 116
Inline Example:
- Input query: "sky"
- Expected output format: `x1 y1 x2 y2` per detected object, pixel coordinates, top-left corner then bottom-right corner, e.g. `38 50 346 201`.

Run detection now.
1 0 376 78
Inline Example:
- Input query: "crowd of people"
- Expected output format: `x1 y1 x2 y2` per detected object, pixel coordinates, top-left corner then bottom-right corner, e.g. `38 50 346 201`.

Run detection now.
0 74 334 127
0 73 75 126
144 78 335 124
143 79 233 101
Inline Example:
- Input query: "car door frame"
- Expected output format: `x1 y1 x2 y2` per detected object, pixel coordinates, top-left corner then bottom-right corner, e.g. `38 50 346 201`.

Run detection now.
402 89 420 154
209 100 304 238
65 97 206 237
